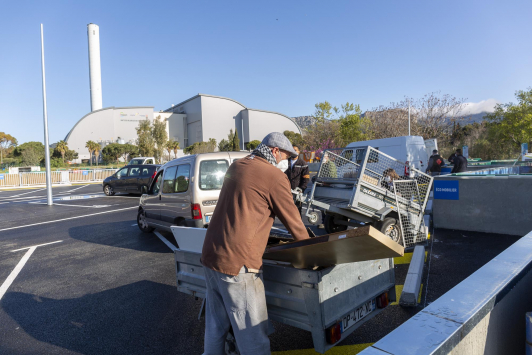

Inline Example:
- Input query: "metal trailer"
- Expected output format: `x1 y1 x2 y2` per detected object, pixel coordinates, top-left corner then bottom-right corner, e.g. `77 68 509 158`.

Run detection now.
173 248 395 354
297 146 433 249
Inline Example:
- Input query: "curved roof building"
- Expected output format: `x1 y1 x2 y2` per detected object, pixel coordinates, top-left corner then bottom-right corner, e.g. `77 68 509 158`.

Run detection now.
65 94 301 163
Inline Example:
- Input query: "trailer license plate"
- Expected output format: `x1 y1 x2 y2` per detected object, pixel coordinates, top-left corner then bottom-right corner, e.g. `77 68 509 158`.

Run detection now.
341 299 376 333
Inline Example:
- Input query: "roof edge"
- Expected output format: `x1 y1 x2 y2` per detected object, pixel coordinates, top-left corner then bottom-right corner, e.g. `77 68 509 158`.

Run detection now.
64 106 154 142
245 108 302 135
163 94 247 112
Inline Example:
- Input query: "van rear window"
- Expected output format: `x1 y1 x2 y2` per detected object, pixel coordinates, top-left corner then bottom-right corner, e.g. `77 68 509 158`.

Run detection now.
199 160 229 190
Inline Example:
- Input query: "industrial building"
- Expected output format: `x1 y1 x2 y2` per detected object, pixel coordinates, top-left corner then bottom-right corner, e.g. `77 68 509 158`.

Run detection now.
63 23 302 163
161 94 302 150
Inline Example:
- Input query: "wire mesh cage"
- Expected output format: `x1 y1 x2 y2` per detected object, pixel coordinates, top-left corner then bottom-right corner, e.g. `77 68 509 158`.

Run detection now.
307 146 433 247
316 149 362 182
392 180 427 248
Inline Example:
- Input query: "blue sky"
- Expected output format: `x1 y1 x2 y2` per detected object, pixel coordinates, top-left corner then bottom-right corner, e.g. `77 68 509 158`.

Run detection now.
1 0 531 144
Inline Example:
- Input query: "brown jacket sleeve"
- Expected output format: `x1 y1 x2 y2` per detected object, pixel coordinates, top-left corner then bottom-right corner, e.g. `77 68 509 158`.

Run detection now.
270 174 309 241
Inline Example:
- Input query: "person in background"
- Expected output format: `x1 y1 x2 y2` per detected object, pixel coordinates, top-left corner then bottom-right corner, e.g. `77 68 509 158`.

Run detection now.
381 168 400 193
451 148 468 173
201 132 309 355
448 151 457 165
426 149 444 176
285 145 310 216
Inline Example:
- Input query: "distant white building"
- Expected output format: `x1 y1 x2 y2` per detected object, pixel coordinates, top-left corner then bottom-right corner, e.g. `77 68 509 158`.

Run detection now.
64 94 301 163
162 94 302 149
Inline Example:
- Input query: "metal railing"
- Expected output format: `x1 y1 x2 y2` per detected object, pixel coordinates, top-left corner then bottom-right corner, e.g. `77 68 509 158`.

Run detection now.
0 169 117 188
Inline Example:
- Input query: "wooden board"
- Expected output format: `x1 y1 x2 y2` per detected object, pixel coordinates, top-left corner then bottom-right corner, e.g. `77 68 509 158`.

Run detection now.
264 226 404 269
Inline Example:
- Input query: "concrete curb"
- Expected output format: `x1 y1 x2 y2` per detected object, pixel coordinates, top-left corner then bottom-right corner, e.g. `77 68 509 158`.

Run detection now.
400 245 425 307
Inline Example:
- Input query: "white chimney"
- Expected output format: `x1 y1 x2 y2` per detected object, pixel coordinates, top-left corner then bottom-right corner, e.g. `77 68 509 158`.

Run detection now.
87 23 103 111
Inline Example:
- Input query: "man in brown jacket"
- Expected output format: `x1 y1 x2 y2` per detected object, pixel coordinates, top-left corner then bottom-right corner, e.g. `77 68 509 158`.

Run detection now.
201 132 309 355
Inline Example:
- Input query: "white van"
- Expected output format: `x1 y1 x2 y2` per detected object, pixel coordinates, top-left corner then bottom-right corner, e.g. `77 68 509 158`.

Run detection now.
346 136 429 172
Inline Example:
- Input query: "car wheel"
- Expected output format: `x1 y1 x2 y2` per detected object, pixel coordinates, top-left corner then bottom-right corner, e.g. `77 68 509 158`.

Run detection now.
324 214 348 234
376 217 402 245
137 209 155 233
104 184 115 196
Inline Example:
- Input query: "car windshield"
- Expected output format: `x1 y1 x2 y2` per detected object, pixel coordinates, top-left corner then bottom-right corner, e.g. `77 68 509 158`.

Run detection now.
199 160 229 190
129 159 143 165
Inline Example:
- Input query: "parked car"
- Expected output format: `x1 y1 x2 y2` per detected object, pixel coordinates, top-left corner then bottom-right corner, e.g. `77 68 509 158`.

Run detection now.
137 151 249 233
128 157 156 165
103 164 161 196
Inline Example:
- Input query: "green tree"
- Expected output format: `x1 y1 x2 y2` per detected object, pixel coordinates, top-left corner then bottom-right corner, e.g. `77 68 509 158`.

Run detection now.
246 140 261 150
55 141 68 163
121 143 139 162
171 140 181 158
21 147 42 166
136 119 155 157
485 88 532 149
85 140 98 166
233 130 240 151
93 143 102 166
219 129 240 151
152 115 168 163
184 139 217 155
283 131 304 147
165 139 176 161
337 103 370 146
13 142 45 165
0 132 18 164
102 143 124 163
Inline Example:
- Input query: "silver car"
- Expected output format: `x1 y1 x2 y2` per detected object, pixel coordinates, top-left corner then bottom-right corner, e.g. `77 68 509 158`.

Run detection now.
137 151 249 233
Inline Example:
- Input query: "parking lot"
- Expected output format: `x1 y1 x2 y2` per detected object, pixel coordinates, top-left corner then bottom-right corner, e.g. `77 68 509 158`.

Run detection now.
0 183 521 354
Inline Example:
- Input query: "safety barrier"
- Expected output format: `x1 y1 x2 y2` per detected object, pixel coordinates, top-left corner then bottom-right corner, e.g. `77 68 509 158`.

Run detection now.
359 230 532 355
0 169 117 188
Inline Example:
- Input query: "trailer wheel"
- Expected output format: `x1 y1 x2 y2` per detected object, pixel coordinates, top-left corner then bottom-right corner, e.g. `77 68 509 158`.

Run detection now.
376 217 402 244
307 211 320 225
324 215 348 234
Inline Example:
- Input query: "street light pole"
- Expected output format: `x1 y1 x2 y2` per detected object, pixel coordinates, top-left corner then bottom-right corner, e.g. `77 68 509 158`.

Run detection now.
408 99 411 136
40 24 53 206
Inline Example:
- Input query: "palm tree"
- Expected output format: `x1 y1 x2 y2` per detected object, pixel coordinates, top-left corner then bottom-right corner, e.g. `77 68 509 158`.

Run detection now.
165 139 174 161
56 140 68 163
85 140 97 166
93 142 102 166
171 140 180 158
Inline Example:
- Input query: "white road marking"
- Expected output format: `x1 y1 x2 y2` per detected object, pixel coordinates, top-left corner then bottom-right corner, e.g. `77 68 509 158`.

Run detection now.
132 224 137 226
11 240 63 252
1 240 64 301
0 207 137 232
0 247 36 301
153 231 178 251
64 184 90 193
7 188 47 198
0 202 9 205
28 202 112 208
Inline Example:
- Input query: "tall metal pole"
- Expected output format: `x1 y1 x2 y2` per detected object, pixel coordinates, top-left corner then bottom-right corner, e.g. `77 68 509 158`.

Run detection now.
408 99 411 136
40 24 53 206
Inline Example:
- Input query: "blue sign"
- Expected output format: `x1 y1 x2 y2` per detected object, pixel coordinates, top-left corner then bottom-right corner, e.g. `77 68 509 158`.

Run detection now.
82 171 89 176
0 174 4 180
434 180 459 200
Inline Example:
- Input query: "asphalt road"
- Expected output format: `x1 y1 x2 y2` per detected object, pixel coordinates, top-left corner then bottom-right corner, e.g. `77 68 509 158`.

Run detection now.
0 184 522 354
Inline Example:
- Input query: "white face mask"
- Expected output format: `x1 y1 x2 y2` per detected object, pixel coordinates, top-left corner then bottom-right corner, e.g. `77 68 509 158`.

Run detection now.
385 176 391 183
277 159 289 172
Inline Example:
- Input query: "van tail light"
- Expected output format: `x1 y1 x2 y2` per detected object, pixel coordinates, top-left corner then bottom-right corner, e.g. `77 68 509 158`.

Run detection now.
404 161 410 176
326 322 342 344
191 203 203 220
376 292 389 309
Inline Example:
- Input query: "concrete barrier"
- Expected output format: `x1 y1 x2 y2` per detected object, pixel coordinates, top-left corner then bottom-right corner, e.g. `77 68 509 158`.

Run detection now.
433 175 532 236
360 231 532 355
